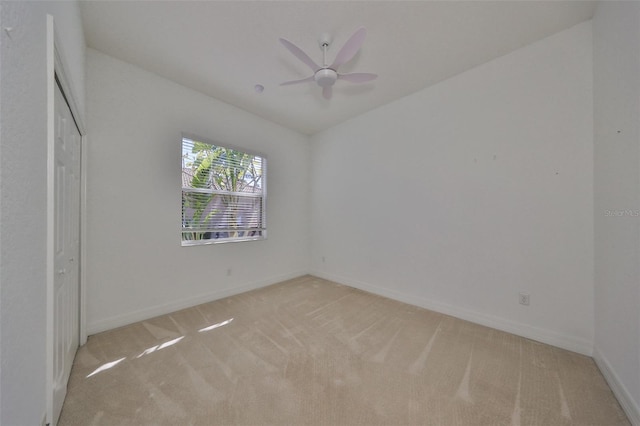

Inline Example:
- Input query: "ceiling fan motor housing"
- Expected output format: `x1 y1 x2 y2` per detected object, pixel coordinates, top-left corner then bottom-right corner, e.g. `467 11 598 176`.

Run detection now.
315 68 337 87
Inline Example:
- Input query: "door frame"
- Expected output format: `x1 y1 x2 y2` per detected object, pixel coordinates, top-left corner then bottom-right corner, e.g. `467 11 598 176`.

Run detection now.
46 14 87 424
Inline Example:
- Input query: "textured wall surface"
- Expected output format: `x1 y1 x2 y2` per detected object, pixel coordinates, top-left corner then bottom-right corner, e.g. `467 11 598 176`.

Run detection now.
311 22 594 355
593 2 640 423
85 49 310 334
0 1 85 424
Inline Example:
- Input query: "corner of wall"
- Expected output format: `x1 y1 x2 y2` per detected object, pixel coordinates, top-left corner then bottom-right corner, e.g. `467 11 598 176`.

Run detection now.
593 346 640 425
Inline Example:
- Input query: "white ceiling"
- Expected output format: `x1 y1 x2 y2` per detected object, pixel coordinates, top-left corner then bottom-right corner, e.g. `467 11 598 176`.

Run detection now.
80 1 596 135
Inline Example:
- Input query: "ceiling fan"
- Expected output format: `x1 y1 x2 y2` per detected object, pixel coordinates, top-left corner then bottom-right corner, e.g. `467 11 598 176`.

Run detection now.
279 27 378 100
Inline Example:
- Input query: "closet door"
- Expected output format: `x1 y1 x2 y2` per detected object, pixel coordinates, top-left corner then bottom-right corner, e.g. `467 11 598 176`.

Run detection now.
51 79 81 425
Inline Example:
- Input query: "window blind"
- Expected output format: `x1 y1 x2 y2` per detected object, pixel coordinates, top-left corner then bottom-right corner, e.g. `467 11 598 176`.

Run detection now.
181 136 266 244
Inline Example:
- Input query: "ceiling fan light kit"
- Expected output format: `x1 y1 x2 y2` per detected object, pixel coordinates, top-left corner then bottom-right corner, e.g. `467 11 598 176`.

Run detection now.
315 68 337 87
279 27 377 99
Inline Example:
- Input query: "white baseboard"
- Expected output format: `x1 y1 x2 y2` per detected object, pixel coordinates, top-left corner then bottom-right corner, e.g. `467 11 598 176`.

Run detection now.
88 269 593 356
310 270 593 356
593 347 640 426
87 270 308 335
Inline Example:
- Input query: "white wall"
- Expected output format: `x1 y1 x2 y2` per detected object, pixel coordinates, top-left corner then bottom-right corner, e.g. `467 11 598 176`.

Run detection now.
593 2 640 423
85 49 310 334
310 22 594 355
0 1 85 424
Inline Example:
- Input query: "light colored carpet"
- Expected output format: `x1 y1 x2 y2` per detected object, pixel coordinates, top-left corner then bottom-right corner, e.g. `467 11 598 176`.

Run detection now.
59 275 629 425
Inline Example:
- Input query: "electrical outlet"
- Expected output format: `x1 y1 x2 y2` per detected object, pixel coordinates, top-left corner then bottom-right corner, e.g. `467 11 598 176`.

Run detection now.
519 292 530 306
227 268 232 276
322 256 326 263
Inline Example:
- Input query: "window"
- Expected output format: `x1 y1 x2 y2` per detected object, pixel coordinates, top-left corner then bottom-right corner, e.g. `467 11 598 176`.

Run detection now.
181 134 266 245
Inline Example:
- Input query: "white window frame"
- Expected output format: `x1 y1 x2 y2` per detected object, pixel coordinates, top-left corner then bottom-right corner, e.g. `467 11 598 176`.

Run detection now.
181 133 267 246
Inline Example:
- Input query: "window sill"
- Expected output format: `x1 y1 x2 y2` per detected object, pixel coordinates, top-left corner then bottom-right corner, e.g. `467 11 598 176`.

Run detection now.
181 235 266 246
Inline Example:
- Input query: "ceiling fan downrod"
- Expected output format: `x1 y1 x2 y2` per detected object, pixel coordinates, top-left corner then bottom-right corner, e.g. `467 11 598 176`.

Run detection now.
315 41 337 87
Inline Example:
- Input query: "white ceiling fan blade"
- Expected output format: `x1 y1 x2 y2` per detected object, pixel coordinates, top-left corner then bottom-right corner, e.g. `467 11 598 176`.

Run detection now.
330 27 367 70
338 73 378 83
279 38 320 72
322 86 332 100
280 76 315 86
